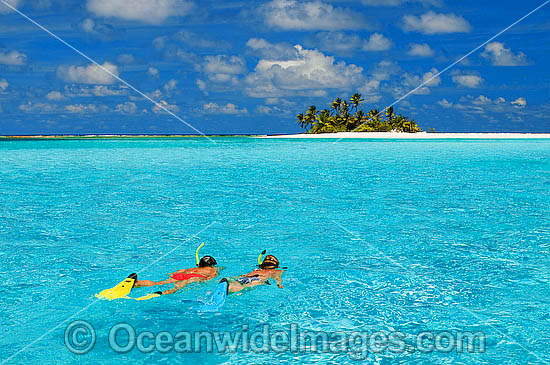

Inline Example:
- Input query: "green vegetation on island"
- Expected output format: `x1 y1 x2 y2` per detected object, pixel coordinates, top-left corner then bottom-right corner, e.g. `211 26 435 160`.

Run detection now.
296 93 421 134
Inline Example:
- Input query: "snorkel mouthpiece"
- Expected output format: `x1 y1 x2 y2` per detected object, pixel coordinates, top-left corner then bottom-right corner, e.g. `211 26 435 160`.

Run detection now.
195 243 204 267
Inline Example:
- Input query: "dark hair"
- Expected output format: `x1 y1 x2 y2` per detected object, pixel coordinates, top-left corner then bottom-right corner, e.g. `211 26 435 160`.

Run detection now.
260 255 279 269
198 256 217 267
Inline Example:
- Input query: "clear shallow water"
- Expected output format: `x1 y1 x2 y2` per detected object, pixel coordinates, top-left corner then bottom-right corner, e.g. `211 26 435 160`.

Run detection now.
0 138 549 364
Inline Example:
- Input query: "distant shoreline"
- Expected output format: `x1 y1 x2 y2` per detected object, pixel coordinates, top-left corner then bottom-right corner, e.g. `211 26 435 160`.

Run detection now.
257 132 550 139
1 132 550 140
0 134 253 140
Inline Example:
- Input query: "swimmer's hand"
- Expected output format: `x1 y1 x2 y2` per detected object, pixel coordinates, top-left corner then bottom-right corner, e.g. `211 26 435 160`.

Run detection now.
277 283 283 289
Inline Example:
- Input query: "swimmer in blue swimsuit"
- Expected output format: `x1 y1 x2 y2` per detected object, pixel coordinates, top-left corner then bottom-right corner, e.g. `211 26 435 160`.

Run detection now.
226 254 285 294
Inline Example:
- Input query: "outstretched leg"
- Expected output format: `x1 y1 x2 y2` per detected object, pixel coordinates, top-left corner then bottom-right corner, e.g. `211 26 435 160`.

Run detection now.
227 280 264 294
135 278 176 288
160 281 190 295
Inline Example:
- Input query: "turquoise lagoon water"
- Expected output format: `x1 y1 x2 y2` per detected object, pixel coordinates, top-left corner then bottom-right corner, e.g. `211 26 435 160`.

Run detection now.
0 138 549 364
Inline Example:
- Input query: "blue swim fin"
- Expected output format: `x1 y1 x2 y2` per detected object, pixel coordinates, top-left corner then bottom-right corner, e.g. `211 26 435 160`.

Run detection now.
194 278 229 313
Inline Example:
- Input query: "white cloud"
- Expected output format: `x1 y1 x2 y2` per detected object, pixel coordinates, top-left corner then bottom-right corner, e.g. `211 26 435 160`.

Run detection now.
421 68 441 87
62 84 127 97
256 103 292 115
437 95 528 123
260 0 365 31
196 79 207 92
203 55 246 76
257 105 277 114
116 102 138 114
481 42 529 66
357 60 401 102
245 43 364 98
247 38 299 60
306 32 391 54
46 91 65 100
65 104 109 113
0 50 27 65
470 95 506 106
370 60 401 82
152 100 179 114
153 36 167 50
0 78 8 91
19 102 58 113
80 18 116 39
202 102 248 115
57 62 119 84
0 0 21 13
172 30 231 50
163 79 178 94
362 33 393 52
438 98 453 108
117 54 135 64
148 67 159 77
146 89 163 100
511 97 526 108
82 18 95 33
197 55 246 93
398 67 441 95
362 0 441 6
402 11 472 34
359 79 382 102
407 43 434 57
92 85 126 96
305 32 361 54
86 0 193 24
452 75 483 88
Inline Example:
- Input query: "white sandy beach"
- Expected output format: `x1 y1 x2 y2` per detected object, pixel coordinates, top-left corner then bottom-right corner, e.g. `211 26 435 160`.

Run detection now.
258 132 550 139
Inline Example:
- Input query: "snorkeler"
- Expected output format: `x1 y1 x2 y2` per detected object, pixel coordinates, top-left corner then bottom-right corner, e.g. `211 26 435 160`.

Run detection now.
226 252 285 294
134 255 219 295
96 243 220 300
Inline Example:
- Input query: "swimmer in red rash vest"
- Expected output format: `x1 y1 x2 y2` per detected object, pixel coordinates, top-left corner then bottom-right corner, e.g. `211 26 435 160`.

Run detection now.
134 256 219 296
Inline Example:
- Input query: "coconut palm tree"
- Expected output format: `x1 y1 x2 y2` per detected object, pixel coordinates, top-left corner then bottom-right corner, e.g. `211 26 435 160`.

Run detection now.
341 100 349 115
296 113 306 129
295 91 420 134
310 109 331 133
305 105 317 126
350 93 363 112
330 98 342 115
385 106 394 127
351 110 365 130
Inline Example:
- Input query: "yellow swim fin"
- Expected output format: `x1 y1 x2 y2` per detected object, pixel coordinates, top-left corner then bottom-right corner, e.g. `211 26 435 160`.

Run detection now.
96 273 137 300
133 291 163 301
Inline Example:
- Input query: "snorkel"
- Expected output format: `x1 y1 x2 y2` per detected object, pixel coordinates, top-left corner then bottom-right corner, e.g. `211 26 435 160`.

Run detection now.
257 250 287 269
195 243 217 267
257 249 266 267
195 243 204 267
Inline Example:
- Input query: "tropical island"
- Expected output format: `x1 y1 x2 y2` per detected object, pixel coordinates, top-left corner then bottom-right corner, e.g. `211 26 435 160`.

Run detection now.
296 93 421 134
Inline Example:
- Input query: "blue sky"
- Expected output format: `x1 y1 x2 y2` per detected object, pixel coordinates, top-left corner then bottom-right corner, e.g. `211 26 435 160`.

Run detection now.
0 0 548 135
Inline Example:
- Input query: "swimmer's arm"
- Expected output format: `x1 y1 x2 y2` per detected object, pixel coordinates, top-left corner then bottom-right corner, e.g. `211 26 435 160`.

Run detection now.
273 271 284 288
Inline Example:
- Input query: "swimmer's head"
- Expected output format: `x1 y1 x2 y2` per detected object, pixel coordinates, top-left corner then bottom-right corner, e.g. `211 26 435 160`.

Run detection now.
198 256 217 267
259 255 279 269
